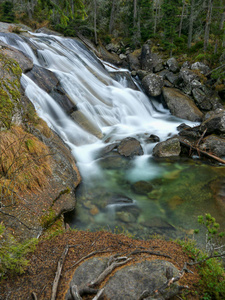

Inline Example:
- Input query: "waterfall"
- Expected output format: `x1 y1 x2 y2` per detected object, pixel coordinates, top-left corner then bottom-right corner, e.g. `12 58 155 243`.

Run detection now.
1 32 224 241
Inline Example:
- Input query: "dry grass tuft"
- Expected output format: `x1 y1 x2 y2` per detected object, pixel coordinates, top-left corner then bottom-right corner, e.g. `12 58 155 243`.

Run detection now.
0 126 52 202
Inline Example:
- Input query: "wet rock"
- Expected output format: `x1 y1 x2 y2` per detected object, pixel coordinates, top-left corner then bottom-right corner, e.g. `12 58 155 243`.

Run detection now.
0 39 33 72
167 57 179 73
98 152 131 169
117 137 144 157
177 123 191 132
127 52 141 71
140 216 176 230
142 73 164 97
145 134 160 143
108 194 133 205
35 26 63 36
153 137 181 157
97 44 123 67
66 258 181 300
191 62 210 75
200 135 225 157
162 87 203 122
200 109 225 134
71 110 103 139
100 143 119 156
131 181 154 194
116 211 136 223
110 71 139 90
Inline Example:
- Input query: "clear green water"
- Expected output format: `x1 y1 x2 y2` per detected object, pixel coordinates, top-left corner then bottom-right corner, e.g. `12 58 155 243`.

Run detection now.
65 156 225 245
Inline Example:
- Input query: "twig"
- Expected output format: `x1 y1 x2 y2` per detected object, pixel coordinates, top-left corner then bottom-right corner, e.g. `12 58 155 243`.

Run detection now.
187 253 225 266
51 245 69 300
129 249 172 259
67 249 112 271
92 288 105 300
31 292 38 300
70 285 82 300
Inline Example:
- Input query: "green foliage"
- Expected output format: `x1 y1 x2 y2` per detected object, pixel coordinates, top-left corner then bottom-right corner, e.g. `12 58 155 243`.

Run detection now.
0 223 38 279
40 208 56 229
198 258 225 300
0 1 15 23
177 214 225 299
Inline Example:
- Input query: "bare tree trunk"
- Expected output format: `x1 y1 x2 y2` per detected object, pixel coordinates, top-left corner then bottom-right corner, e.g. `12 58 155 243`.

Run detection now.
188 0 195 48
153 0 158 35
93 0 98 45
133 0 137 28
179 0 186 37
109 0 116 35
204 0 213 52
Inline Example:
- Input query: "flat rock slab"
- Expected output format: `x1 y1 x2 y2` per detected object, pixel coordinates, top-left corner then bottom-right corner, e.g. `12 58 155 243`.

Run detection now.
66 258 181 300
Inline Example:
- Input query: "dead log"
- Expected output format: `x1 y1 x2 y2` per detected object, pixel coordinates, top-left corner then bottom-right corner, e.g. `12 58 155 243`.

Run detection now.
92 288 105 300
51 245 69 300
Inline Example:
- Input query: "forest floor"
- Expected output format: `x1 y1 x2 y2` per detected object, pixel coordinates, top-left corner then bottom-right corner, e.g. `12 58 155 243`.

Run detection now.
0 229 202 300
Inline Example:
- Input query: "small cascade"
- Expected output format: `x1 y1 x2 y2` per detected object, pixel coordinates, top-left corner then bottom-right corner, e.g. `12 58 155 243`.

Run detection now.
1 32 225 241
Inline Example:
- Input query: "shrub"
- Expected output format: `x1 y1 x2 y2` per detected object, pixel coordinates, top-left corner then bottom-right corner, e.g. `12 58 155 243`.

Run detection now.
0 223 37 279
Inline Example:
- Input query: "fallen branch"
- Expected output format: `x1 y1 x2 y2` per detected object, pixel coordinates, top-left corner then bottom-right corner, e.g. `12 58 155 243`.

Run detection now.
67 249 112 271
70 285 82 300
31 292 38 300
187 253 225 266
51 245 69 300
92 288 105 300
179 138 225 164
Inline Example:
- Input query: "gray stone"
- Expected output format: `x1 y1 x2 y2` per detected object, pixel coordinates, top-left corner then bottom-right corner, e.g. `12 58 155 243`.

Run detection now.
103 260 180 300
166 72 179 85
200 135 225 157
166 57 179 73
179 68 199 85
153 137 181 157
127 52 141 71
142 73 164 97
154 62 164 73
200 109 225 134
140 44 153 72
162 87 203 122
117 137 144 157
191 62 210 75
131 181 154 194
66 258 181 300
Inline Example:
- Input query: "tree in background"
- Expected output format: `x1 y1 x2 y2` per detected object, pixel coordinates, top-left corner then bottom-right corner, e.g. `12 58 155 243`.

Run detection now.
0 0 15 23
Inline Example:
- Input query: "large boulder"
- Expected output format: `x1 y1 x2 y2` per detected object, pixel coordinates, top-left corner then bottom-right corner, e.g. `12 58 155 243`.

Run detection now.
162 87 203 122
65 258 182 300
200 135 225 157
166 57 179 73
0 39 33 73
191 62 210 75
140 44 162 72
127 52 141 71
142 73 164 97
153 137 181 157
200 109 225 134
192 88 223 111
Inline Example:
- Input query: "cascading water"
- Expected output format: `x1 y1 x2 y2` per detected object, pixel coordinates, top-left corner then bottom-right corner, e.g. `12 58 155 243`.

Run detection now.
1 32 224 242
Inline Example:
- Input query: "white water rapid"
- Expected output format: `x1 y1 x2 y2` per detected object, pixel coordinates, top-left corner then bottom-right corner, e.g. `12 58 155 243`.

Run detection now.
2 32 224 241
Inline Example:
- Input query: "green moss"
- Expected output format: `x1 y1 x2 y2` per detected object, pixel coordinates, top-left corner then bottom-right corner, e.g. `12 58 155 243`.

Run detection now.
0 53 22 129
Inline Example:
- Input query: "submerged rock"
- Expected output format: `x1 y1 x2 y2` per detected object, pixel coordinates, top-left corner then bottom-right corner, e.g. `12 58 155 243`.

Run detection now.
162 87 203 122
131 180 154 194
